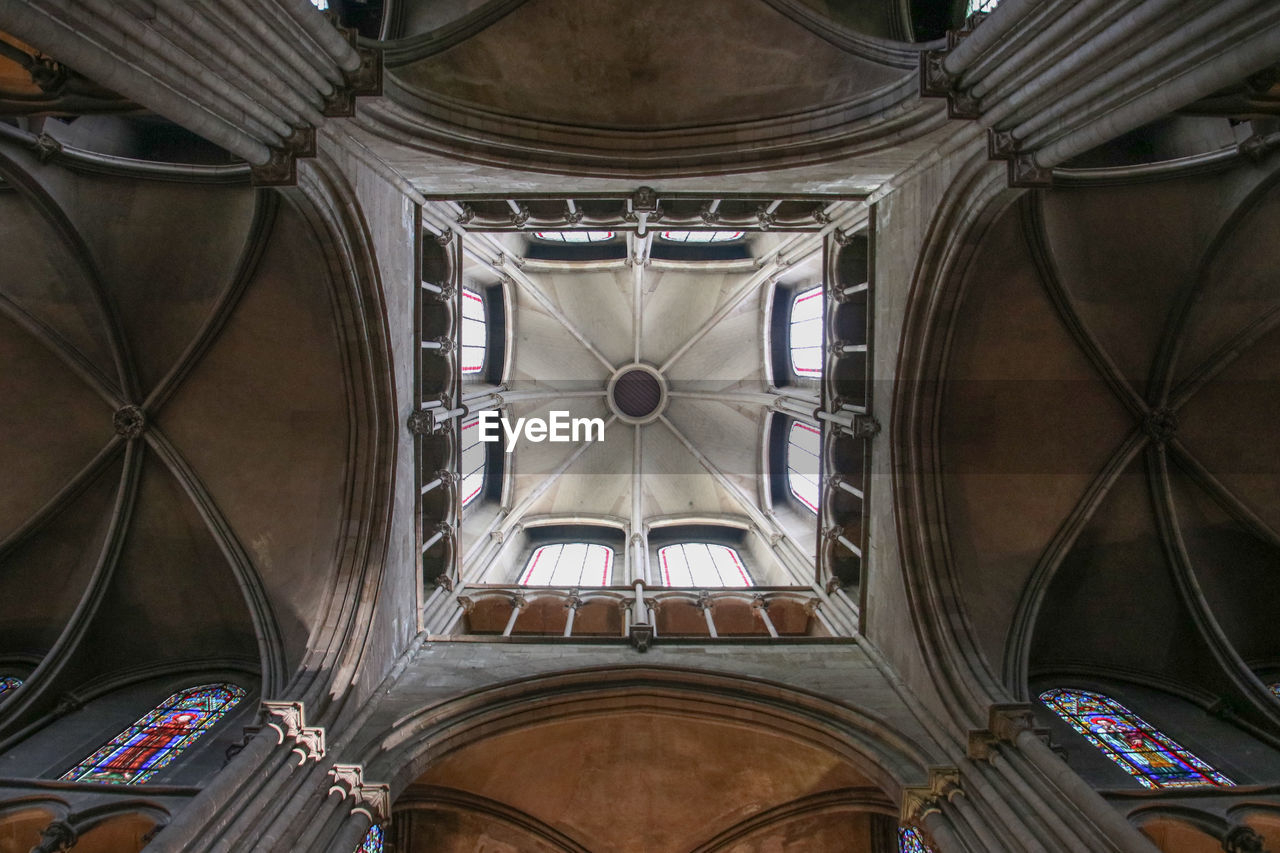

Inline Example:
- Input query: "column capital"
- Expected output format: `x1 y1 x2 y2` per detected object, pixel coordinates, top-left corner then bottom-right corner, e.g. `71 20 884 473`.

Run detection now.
328 763 391 824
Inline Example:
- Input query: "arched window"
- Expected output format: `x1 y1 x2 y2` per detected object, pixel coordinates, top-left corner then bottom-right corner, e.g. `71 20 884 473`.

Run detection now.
520 543 613 586
1039 689 1233 789
460 289 486 376
787 420 820 514
899 827 934 853
658 230 745 243
533 231 615 243
657 543 752 587
356 824 384 853
0 677 21 699
460 415 486 509
789 287 823 378
61 683 245 785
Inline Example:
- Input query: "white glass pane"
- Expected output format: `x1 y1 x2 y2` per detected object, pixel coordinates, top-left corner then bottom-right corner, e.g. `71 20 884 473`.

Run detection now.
790 316 822 344
708 544 751 586
791 346 823 376
461 317 486 347
533 232 565 242
461 290 485 320
461 441 486 479
521 544 561 584
791 288 823 321
789 422 820 457
658 543 690 586
554 543 589 585
460 471 484 507
461 345 486 374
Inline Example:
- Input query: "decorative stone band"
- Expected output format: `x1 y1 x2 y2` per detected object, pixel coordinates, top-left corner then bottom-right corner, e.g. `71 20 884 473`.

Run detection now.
263 700 327 764
328 763 392 824
899 766 963 826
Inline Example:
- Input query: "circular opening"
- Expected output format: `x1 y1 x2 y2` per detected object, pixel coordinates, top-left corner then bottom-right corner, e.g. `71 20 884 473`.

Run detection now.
606 364 668 425
613 369 662 417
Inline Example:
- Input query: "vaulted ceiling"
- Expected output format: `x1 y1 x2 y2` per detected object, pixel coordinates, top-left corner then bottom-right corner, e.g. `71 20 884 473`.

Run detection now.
936 164 1280 731
0 148 366 726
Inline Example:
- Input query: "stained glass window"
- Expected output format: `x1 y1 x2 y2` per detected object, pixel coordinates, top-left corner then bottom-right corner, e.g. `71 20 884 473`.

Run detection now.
520 543 613 586
1039 689 1232 789
1270 682 1280 700
460 415 486 509
533 231 615 243
789 287 823 377
657 543 752 587
899 827 934 853
968 0 999 12
658 231 745 243
787 420 821 514
356 824 383 853
460 289 486 376
61 683 245 785
309 0 329 8
0 676 21 699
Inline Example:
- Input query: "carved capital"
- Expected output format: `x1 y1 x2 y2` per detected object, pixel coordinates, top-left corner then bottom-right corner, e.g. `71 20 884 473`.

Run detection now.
833 227 856 246
508 592 527 610
113 405 146 439
1008 154 1053 188
900 767 962 824
947 89 982 120
987 127 1019 160
564 206 584 224
434 228 454 247
251 146 297 187
455 594 475 614
263 700 326 764
509 205 530 228
31 820 77 853
407 409 433 436
695 590 714 611
1223 825 1267 853
632 186 659 212
328 764 391 823
629 622 654 652
455 203 475 225
751 593 770 611
564 590 583 610
34 132 62 163
919 49 956 97
1240 133 1280 163
282 125 316 159
850 414 881 439
756 206 777 229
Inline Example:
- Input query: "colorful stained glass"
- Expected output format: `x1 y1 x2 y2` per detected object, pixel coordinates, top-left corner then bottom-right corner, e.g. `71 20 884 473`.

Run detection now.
899 827 933 853
356 824 383 853
460 415 486 508
61 683 245 785
789 287 823 377
0 676 21 699
787 420 821 513
658 231 745 243
657 543 752 587
1039 689 1232 789
1270 682 1280 700
520 543 613 586
460 289 486 375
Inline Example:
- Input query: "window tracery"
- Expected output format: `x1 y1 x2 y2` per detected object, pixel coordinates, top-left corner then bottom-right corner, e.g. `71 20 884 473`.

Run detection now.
1038 688 1233 789
61 683 245 785
460 415 487 509
460 289 486 376
657 543 752 587
532 231 615 243
658 231 745 243
789 286 822 378
519 543 613 586
787 420 820 514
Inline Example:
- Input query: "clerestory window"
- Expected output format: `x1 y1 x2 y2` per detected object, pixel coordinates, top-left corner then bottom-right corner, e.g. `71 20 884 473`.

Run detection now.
1039 688 1232 789
460 288 486 376
520 543 614 586
533 231 616 243
356 825 384 853
658 231 745 243
787 420 821 514
0 676 20 699
61 683 245 785
657 543 752 587
459 415 487 509
789 286 823 378
899 827 934 853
